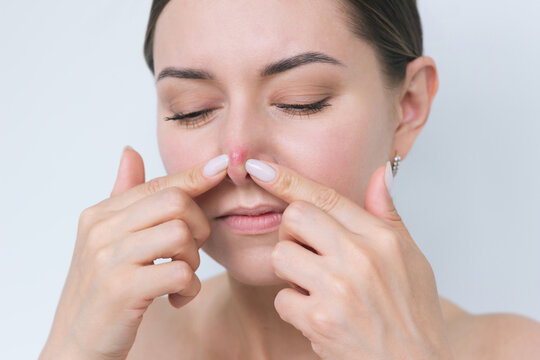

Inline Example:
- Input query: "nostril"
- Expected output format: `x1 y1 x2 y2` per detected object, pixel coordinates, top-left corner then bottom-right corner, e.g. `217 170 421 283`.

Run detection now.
224 166 251 185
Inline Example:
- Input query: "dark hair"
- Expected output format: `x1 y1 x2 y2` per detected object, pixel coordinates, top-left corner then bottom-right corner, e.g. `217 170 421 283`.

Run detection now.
143 0 423 87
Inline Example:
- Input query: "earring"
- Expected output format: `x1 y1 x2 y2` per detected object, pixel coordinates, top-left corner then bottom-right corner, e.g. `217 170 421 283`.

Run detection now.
392 154 401 177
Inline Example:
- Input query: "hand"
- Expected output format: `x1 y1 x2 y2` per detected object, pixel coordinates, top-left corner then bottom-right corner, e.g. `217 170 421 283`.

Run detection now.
245 159 454 360
39 149 229 360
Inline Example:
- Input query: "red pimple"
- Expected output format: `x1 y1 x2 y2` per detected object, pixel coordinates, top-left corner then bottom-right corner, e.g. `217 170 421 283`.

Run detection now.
228 147 248 167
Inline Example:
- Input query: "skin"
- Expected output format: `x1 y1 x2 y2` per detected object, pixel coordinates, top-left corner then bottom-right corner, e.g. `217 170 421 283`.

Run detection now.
39 0 540 359
134 0 540 359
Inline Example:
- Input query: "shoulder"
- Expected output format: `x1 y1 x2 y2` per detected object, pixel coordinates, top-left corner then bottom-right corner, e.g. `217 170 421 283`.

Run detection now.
447 308 540 359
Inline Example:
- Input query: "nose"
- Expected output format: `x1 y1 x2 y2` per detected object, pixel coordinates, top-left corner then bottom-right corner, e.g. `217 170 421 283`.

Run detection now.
219 100 274 185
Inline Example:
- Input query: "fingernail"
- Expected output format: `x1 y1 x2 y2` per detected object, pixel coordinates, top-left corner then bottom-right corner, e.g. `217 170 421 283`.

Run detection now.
123 145 134 153
203 154 229 178
384 161 393 197
245 159 276 182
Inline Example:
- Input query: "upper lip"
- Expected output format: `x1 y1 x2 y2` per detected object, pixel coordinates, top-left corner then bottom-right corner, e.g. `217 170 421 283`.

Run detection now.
217 204 287 217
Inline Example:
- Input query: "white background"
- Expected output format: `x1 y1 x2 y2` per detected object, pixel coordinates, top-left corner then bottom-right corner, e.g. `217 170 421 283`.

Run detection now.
1 1 539 358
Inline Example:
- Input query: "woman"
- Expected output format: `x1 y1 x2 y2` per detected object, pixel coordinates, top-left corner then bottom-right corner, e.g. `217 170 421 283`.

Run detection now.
39 0 540 359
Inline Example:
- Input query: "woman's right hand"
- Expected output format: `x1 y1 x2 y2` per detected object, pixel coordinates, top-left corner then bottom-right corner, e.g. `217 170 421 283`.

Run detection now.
39 148 229 360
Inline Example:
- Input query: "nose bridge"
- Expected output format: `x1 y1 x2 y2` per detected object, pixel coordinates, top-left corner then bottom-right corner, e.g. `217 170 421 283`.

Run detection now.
220 100 267 185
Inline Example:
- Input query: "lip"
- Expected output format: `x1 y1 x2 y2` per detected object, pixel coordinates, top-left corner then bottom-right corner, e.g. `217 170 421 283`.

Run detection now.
216 204 286 235
216 204 286 217
217 212 283 234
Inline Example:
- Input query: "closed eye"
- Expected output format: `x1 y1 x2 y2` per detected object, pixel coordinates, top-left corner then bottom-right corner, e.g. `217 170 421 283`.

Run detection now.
164 96 332 128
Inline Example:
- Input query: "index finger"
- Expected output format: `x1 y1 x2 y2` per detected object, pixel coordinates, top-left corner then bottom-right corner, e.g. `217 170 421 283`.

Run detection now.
244 159 380 233
102 154 229 212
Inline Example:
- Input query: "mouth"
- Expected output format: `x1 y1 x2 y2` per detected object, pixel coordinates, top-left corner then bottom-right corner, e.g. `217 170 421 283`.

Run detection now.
217 204 286 217
216 205 285 235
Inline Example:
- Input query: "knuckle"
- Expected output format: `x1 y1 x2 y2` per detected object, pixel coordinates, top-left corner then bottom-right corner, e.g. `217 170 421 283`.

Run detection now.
146 176 168 195
270 241 284 263
162 187 189 216
199 219 211 242
86 219 110 249
273 289 286 312
80 206 96 222
271 240 295 265
308 305 337 334
169 219 190 240
282 202 304 225
375 227 402 255
328 273 353 298
311 187 340 212
94 244 114 267
351 246 379 279
79 206 100 230
177 273 201 299
192 250 201 271
170 261 192 287
273 289 292 321
273 171 298 198
183 169 203 194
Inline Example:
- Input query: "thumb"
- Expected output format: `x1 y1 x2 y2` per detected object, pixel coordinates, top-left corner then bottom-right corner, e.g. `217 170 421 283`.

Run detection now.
364 161 406 233
110 145 146 197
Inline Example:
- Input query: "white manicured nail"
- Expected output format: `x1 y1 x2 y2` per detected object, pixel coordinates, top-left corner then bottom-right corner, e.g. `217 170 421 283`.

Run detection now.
245 159 276 182
203 154 229 177
384 161 393 196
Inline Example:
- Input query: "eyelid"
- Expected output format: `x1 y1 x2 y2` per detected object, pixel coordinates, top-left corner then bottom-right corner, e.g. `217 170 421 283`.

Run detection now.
270 95 332 105
272 95 332 107
168 96 331 115
164 97 332 128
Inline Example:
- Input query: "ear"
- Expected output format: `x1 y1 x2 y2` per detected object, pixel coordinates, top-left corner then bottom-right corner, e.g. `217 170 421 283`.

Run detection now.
392 56 439 160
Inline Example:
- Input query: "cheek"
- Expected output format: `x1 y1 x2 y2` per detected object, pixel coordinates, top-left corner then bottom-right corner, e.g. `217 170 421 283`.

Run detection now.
277 109 382 203
286 127 368 195
157 123 211 174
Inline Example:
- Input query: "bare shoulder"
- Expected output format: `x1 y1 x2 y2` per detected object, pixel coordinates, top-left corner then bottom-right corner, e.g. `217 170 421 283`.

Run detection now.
442 298 540 360
456 313 540 359
439 297 469 325
126 272 227 360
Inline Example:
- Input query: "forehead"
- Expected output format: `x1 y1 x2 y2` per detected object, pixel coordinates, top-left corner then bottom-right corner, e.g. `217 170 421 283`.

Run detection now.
153 0 370 79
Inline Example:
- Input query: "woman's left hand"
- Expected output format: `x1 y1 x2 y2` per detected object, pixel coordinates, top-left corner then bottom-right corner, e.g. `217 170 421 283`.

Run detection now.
245 159 454 360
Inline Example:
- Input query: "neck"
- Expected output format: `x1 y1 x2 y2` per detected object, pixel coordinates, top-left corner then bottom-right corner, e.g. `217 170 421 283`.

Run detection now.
221 272 318 360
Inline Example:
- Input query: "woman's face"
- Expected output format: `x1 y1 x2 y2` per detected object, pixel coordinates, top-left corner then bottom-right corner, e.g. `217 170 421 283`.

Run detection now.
154 0 399 286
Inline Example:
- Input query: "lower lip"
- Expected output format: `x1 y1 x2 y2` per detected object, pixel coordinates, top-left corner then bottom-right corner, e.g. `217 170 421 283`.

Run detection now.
217 212 283 234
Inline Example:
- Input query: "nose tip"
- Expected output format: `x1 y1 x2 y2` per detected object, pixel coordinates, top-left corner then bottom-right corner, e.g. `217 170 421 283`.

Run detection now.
229 147 248 167
226 147 251 185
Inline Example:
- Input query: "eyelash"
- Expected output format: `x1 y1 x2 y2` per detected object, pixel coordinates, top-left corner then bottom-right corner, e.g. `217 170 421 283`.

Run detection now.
164 96 332 128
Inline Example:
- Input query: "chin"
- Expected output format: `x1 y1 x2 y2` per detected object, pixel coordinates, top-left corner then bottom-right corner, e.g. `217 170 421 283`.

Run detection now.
201 230 288 287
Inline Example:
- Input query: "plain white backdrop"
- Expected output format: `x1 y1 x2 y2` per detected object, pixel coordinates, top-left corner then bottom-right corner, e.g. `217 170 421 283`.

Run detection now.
1 1 539 358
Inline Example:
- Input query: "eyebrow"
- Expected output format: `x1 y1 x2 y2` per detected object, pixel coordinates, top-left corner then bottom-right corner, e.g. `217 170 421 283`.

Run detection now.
155 51 345 83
